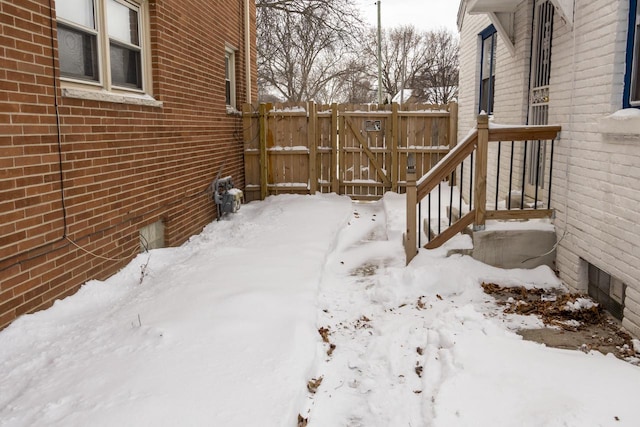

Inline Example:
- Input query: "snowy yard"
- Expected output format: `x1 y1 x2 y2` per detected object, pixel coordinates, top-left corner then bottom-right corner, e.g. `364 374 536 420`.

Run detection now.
1 193 640 427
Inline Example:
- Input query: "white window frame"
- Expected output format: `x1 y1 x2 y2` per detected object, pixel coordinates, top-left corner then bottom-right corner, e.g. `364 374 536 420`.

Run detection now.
225 47 236 109
56 0 152 96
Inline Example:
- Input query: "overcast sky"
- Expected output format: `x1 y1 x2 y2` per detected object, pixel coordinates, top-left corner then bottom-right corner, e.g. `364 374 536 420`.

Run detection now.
356 0 460 33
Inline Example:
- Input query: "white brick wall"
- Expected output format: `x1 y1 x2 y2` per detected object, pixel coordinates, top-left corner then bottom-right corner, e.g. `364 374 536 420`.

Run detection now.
459 0 640 337
458 3 534 209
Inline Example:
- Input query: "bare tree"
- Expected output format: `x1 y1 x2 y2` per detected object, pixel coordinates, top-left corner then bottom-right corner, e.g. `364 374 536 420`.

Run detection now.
314 59 373 104
361 25 459 104
256 2 458 105
257 0 365 103
256 0 360 28
415 29 459 104
361 25 435 101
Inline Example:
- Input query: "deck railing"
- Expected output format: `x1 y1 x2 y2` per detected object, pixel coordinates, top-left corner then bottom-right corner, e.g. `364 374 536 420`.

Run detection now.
404 114 562 264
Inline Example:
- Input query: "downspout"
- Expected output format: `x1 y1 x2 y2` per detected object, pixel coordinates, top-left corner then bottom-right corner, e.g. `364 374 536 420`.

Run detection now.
244 0 252 104
48 0 68 239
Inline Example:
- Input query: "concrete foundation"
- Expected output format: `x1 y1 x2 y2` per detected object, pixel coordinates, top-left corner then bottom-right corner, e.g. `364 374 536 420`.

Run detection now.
470 228 556 270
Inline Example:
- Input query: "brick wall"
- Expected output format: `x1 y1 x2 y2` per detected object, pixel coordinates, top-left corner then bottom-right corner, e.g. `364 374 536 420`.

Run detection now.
458 0 640 338
0 0 257 329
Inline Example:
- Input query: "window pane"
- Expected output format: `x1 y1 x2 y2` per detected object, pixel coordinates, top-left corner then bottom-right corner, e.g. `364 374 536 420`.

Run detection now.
632 23 640 103
482 35 496 78
225 51 234 106
57 0 95 28
480 77 494 114
598 270 611 292
58 24 99 81
107 0 140 46
110 42 142 88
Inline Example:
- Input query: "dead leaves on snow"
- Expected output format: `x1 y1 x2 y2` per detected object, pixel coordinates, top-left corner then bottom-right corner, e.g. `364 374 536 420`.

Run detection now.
481 282 603 327
384 295 447 314
415 364 423 378
318 326 330 343
318 326 337 357
354 315 372 329
307 376 323 394
483 282 640 363
327 343 336 357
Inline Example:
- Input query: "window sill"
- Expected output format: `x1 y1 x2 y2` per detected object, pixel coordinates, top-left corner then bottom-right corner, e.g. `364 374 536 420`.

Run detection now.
226 105 241 116
62 87 163 108
598 108 640 140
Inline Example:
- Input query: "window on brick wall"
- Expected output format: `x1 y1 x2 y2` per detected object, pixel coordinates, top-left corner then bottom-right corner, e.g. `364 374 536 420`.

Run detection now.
479 25 497 115
225 47 236 109
624 0 640 107
57 0 149 93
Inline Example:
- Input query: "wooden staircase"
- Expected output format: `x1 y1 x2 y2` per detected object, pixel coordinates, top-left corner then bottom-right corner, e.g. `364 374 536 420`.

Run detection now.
404 114 562 264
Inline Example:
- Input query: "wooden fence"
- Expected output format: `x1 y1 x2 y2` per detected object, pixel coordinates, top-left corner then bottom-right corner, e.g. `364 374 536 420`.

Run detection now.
242 102 458 201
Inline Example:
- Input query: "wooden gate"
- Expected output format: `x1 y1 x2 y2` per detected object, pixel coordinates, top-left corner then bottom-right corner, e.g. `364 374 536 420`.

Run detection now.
243 102 457 201
339 105 393 199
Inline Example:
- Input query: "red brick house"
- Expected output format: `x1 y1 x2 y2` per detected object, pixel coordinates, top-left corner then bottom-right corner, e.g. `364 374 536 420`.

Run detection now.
0 0 257 328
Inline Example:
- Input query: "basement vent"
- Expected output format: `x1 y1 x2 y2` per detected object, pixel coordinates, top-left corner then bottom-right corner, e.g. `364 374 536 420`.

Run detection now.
587 262 626 320
140 220 165 252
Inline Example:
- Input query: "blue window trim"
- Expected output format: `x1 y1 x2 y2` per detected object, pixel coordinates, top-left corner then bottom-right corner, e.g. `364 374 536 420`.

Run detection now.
479 24 497 40
478 25 497 114
624 0 638 108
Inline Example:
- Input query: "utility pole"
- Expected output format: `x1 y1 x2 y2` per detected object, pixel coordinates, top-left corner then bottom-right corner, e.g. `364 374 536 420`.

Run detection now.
377 1 382 104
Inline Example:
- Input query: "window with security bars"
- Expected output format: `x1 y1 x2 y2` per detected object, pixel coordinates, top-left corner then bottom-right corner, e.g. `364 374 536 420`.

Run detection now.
57 0 145 91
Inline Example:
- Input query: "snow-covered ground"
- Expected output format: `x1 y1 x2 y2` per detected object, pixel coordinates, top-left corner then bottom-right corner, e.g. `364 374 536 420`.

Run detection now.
1 193 640 427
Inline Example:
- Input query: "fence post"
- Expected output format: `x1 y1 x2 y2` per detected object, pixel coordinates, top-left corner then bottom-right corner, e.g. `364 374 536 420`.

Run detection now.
337 104 345 195
259 103 269 200
448 102 458 150
474 113 489 230
405 153 418 265
390 102 399 192
242 103 254 197
308 101 318 194
331 103 339 194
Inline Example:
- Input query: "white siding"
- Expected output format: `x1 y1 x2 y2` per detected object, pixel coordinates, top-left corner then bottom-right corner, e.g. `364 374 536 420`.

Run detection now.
459 0 640 337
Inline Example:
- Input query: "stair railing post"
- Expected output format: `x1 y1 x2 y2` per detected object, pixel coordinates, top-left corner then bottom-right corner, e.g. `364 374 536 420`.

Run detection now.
405 153 418 264
474 113 489 230
448 101 458 184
